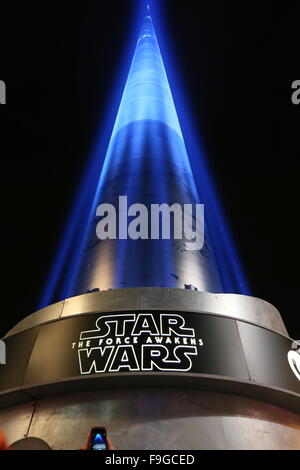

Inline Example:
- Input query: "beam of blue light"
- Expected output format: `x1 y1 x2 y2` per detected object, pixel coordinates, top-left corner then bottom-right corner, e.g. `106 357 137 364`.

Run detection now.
63 11 207 297
38 3 143 309
150 0 250 295
39 0 250 308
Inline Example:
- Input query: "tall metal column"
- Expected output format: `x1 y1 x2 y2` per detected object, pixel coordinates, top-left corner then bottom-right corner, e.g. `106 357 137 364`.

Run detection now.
0 10 299 451
66 15 223 297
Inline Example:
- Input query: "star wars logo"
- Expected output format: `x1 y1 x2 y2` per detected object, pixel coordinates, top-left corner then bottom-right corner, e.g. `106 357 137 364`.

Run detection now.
72 313 203 374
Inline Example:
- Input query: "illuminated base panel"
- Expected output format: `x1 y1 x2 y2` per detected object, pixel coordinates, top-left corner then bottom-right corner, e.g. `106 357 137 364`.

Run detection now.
1 288 300 450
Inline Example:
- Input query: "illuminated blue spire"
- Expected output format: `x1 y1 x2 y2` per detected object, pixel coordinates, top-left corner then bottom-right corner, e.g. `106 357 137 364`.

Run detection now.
112 15 182 138
39 9 250 308
95 13 199 201
61 14 223 296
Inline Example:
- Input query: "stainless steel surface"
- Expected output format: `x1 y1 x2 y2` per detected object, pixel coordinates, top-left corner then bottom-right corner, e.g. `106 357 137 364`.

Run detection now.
5 288 288 338
1 389 300 450
65 15 224 298
0 291 297 449
70 126 223 296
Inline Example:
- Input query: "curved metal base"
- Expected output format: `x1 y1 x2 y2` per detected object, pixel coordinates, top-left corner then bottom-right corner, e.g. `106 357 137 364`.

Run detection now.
1 389 300 450
5 287 288 338
0 288 299 449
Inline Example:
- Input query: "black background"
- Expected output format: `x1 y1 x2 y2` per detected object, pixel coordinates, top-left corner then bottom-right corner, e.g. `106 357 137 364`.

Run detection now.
0 1 299 338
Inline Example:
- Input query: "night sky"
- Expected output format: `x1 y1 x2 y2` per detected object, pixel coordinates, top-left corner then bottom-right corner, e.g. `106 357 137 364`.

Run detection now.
0 0 299 338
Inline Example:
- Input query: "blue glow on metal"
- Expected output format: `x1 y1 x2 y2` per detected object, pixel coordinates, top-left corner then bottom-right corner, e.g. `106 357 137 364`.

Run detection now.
39 0 250 308
64 12 193 297
149 0 250 295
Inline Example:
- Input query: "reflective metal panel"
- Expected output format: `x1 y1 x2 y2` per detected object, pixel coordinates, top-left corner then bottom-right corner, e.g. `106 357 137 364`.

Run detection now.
27 389 300 450
4 288 288 338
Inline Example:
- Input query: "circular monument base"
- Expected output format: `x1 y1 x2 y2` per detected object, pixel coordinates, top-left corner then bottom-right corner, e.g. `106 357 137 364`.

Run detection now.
0 288 299 449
